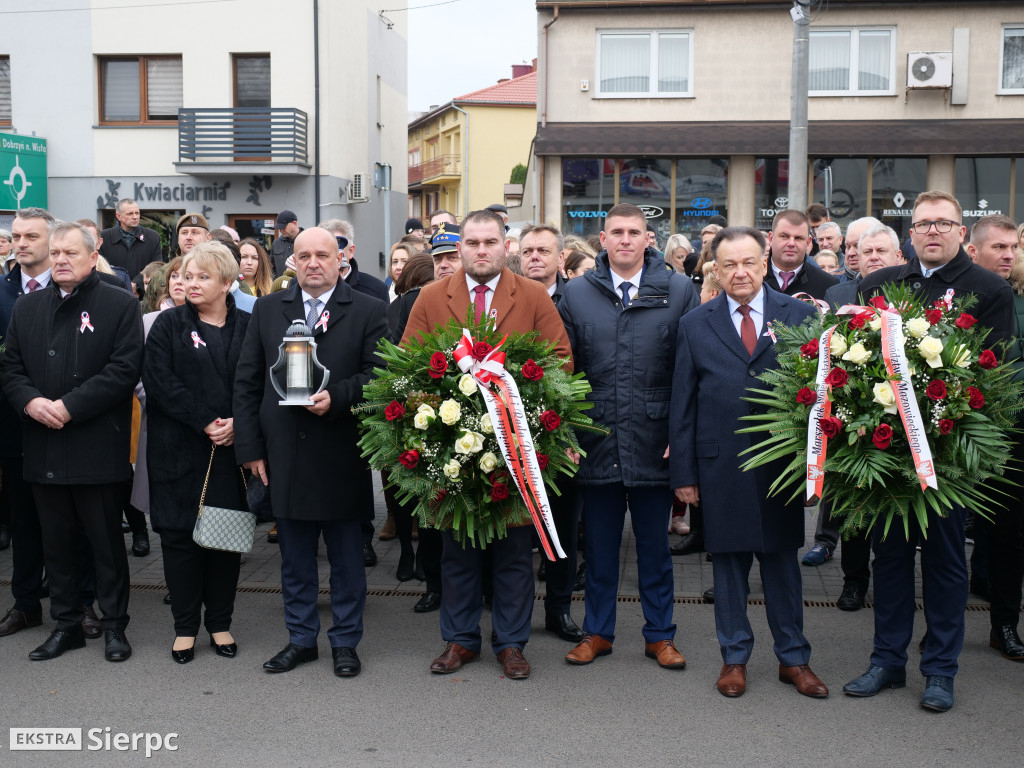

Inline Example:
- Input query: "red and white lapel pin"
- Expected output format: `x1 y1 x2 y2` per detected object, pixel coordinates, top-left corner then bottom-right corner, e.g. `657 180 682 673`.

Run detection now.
79 312 94 334
191 331 206 348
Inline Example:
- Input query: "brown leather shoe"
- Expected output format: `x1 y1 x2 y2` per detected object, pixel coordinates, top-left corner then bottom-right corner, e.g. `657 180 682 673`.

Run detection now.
645 639 686 669
778 664 829 698
0 607 43 637
429 642 479 674
497 647 531 679
565 634 613 665
80 604 102 639
717 663 747 697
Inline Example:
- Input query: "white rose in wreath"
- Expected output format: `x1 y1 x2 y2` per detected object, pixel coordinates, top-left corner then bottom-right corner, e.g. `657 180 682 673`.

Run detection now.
478 452 500 473
413 403 435 430
442 459 461 480
829 333 848 357
458 374 478 396
841 342 871 365
918 336 944 368
454 430 485 455
905 317 930 339
872 382 898 414
438 399 461 426
479 413 494 434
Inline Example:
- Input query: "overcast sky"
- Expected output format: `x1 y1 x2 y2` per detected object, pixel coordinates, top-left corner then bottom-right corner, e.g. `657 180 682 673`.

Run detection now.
402 0 539 114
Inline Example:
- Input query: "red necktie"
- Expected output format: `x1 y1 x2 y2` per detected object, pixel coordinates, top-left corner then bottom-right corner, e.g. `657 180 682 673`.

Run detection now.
780 271 796 291
737 304 756 356
26 278 40 293
473 284 488 323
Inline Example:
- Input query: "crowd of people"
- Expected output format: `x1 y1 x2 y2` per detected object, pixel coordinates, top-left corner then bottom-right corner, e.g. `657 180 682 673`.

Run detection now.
0 192 1022 712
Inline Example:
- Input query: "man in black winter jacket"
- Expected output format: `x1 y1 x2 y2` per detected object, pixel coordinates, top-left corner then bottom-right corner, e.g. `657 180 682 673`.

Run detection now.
0 222 143 664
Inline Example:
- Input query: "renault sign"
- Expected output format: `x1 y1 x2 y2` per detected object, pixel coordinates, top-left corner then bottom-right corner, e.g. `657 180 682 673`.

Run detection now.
1 134 47 210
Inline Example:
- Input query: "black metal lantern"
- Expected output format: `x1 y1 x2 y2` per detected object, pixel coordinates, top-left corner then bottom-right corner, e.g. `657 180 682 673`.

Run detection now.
269 320 330 406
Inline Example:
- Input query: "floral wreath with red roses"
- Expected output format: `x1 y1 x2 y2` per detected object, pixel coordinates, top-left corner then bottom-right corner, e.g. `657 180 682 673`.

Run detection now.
740 285 1023 537
356 313 606 549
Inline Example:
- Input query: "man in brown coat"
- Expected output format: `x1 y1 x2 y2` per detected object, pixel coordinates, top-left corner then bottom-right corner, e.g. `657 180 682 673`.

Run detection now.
401 209 571 680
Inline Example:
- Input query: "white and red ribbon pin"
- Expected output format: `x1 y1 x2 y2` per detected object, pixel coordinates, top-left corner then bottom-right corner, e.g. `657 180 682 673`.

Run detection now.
191 331 206 348
79 312 94 334
315 310 330 333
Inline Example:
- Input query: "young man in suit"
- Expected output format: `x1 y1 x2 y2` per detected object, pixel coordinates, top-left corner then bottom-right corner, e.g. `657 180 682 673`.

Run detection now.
670 226 828 699
234 227 388 678
764 209 838 301
400 209 571 680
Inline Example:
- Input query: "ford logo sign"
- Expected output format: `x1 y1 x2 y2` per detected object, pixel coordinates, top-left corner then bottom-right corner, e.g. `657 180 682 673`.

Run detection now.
640 206 664 219
691 197 712 209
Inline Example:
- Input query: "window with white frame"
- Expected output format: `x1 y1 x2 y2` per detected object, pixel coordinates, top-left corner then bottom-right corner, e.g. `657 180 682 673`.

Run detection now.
809 27 895 95
1001 26 1024 93
596 30 692 97
0 56 10 125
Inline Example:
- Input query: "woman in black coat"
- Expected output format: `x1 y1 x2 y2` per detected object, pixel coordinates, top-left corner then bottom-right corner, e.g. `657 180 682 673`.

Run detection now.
142 242 250 664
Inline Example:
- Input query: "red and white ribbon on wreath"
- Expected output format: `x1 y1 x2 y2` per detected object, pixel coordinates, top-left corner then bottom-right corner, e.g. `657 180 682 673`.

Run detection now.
452 329 565 561
878 309 938 491
805 323 837 502
191 331 206 348
79 312 94 334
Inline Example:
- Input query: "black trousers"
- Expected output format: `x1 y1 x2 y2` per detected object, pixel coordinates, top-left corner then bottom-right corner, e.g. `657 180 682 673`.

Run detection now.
160 527 241 637
4 459 45 613
390 480 443 594
986 439 1024 628
32 483 129 632
543 480 582 616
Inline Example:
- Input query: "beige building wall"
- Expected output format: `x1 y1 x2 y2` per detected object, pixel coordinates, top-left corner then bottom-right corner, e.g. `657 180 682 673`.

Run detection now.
541 5 1020 125
464 104 535 213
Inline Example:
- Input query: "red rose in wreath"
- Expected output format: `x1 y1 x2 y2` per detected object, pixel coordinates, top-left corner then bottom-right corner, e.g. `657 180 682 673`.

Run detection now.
825 367 849 388
796 387 816 405
398 449 420 468
800 338 819 358
978 350 998 370
925 379 947 400
872 423 893 450
539 410 561 431
428 351 448 379
819 416 843 438
848 313 872 330
521 359 544 381
939 419 955 435
490 483 509 502
926 309 943 326
535 452 550 470
869 296 888 310
471 341 493 361
954 313 978 330
967 386 985 409
384 400 406 421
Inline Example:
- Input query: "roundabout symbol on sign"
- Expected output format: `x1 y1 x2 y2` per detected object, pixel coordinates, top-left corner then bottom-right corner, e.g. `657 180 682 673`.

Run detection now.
3 155 32 210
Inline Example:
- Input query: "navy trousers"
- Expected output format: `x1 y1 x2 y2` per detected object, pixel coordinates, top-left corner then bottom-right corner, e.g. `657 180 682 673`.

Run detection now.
870 506 967 677
711 549 810 666
276 517 365 649
439 526 533 655
580 484 675 644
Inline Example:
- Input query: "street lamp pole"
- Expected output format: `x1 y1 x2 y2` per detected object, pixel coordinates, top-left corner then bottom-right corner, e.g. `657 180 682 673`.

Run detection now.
788 1 810 212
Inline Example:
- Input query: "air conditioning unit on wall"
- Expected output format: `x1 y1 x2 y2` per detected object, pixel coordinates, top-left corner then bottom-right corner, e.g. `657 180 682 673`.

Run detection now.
907 52 953 89
348 173 369 203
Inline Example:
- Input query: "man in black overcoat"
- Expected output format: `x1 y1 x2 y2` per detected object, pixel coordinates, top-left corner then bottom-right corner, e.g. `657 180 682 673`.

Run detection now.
234 227 387 678
0 222 143 663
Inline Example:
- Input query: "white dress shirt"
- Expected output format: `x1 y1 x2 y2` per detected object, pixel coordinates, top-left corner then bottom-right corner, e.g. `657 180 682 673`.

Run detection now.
466 273 502 317
610 266 643 303
726 286 766 339
21 268 51 293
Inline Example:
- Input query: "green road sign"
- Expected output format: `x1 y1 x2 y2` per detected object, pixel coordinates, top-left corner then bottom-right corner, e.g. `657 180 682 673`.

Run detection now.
0 133 47 210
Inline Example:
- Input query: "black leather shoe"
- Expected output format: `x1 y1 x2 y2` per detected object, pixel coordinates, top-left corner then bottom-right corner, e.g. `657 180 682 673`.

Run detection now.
670 533 705 556
837 583 867 612
80 604 102 639
414 591 441 613
842 664 906 696
163 593 172 605
990 625 1024 661
574 561 586 591
263 643 318 672
396 549 415 582
0 607 43 636
131 530 150 557
0 523 10 550
210 637 238 658
332 646 361 677
702 586 715 604
104 629 132 661
545 612 585 642
30 628 86 660
363 541 378 567
172 643 195 664
121 521 132 534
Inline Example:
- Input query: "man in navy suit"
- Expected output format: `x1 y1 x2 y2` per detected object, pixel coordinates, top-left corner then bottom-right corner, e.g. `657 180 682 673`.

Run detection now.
234 227 388 678
763 209 838 301
670 226 828 699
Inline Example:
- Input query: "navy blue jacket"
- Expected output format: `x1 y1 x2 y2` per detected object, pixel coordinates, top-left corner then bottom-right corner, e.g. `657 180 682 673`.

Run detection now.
670 287 817 553
558 248 699 487
0 264 28 458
